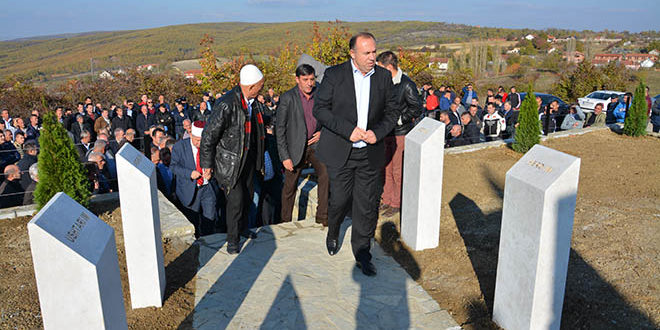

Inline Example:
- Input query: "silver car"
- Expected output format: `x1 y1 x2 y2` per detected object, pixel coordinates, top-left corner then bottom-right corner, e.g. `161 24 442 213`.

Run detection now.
578 90 624 112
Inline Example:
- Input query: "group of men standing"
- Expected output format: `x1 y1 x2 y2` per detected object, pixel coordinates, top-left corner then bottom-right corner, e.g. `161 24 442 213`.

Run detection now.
181 32 418 277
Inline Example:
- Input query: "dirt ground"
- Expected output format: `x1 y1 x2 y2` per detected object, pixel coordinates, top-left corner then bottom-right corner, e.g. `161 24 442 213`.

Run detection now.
0 203 198 329
378 129 660 329
1 129 658 329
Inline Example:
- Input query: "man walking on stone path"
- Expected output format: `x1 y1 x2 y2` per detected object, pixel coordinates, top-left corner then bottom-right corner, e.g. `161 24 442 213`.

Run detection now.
276 63 329 226
376 51 422 218
171 121 217 238
313 32 400 276
200 64 265 254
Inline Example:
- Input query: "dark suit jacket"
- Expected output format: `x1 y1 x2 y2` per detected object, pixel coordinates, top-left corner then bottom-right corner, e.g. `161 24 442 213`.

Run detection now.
313 61 400 169
170 138 198 207
276 86 319 166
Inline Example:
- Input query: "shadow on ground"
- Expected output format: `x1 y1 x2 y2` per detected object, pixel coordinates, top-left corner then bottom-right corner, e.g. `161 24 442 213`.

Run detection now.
447 166 655 329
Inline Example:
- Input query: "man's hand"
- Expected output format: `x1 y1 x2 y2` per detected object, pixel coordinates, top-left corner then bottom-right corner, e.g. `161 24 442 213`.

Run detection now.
191 170 202 180
350 127 367 142
282 159 294 172
363 130 377 144
307 131 321 145
202 168 212 180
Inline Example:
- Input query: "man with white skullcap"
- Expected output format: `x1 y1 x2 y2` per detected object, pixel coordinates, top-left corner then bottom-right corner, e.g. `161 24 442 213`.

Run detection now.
170 120 217 238
200 64 265 254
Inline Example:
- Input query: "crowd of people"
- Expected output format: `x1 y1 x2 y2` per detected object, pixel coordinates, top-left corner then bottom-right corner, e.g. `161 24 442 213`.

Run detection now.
417 83 658 147
1 33 659 275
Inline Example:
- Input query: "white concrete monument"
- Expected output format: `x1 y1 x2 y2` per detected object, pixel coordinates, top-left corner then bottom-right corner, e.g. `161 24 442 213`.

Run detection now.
116 143 166 308
27 192 127 330
493 145 581 330
401 117 445 251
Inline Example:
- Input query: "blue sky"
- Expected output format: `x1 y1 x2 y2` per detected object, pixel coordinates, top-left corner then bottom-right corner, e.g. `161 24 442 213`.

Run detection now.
1 0 658 40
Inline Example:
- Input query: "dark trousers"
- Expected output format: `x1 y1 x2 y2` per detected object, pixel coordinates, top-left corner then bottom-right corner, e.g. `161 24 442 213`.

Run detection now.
326 147 383 263
225 157 255 244
281 148 329 223
181 184 217 237
259 176 283 226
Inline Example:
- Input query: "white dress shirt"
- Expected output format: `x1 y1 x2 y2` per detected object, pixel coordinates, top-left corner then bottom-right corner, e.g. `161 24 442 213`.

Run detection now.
351 60 374 148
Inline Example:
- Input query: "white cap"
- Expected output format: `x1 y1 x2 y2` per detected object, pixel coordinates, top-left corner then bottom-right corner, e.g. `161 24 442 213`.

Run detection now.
240 64 264 86
192 121 205 137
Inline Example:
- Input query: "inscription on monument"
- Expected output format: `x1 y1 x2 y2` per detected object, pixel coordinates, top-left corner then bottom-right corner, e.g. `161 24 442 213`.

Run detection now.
527 159 553 173
65 212 90 243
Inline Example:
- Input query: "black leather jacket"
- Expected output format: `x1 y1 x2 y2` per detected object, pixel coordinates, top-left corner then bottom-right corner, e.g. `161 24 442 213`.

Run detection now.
391 73 423 136
199 86 264 191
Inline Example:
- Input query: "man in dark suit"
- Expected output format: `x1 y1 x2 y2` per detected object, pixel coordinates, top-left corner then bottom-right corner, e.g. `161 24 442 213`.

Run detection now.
313 32 400 276
170 121 216 238
276 64 329 225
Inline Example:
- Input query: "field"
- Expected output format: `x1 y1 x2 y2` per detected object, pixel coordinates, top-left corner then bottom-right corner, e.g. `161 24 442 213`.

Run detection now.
1 130 658 329
377 129 660 329
0 21 522 80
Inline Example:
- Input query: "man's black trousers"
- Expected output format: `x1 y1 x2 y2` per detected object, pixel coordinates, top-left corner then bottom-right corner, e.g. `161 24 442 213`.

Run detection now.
326 147 383 263
224 153 256 245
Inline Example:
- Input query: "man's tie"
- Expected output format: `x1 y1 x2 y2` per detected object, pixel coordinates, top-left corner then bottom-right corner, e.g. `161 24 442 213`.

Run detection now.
195 149 204 186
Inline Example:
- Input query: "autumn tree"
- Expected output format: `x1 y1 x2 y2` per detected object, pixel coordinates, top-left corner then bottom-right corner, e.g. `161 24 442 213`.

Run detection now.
307 20 351 66
398 48 431 86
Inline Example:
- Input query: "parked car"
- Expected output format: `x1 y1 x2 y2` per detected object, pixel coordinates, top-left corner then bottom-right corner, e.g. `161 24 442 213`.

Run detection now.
578 90 625 112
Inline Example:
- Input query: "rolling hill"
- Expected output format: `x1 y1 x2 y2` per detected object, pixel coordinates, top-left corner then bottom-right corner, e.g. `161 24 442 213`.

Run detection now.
0 21 541 81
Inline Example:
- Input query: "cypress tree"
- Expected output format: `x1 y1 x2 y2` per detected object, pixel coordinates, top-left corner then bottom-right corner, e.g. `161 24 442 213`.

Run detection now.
34 112 90 209
623 81 647 137
512 85 541 153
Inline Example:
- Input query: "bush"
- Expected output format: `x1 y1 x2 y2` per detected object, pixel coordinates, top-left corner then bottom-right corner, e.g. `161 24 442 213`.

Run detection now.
512 85 541 153
623 81 648 137
34 112 91 209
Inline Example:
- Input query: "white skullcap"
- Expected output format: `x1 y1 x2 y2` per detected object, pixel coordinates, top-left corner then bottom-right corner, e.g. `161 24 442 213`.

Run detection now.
191 120 205 137
240 64 264 86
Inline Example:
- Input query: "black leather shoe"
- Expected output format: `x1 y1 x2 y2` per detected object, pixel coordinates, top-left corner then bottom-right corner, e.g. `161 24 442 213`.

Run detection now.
326 236 339 256
356 260 377 277
240 229 257 239
227 242 240 254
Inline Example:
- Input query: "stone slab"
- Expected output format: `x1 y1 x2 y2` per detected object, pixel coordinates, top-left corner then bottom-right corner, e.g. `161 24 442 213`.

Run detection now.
193 218 458 329
157 190 195 239
116 143 166 309
27 192 127 330
402 117 445 251
493 145 581 330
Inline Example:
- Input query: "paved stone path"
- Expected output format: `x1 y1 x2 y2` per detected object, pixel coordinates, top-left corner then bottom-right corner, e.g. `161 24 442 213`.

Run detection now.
193 219 459 329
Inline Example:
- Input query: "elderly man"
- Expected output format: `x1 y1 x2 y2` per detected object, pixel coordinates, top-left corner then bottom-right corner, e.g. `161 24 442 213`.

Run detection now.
276 64 329 225
182 119 192 139
171 121 217 238
0 165 24 207
313 32 399 276
376 51 422 217
200 64 265 254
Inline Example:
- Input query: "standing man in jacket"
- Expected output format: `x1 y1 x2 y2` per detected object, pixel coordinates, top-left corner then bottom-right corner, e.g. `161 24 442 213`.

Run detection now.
200 64 265 254
376 51 422 216
313 32 400 276
276 64 329 226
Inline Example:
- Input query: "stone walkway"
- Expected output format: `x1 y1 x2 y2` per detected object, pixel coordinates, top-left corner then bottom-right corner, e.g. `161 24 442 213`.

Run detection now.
193 219 459 329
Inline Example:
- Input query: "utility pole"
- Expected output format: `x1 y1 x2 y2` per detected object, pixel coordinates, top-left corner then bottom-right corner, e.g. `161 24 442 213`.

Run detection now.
91 58 94 80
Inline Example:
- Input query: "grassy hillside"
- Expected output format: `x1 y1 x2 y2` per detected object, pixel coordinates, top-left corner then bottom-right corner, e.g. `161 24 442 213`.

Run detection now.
0 21 533 80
